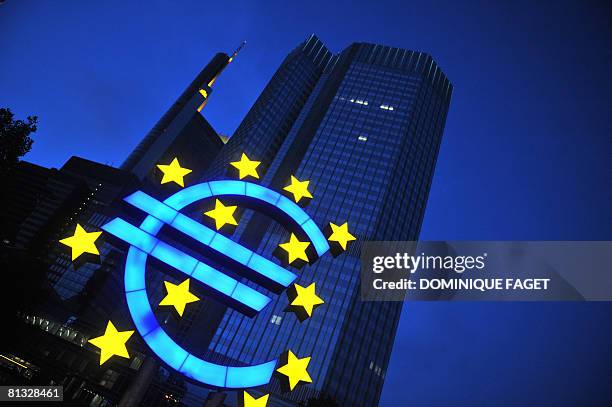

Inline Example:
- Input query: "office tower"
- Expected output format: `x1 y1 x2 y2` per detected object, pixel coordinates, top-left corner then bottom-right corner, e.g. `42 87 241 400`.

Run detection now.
1 160 90 353
1 158 139 322
1 160 89 252
44 157 140 312
193 35 452 406
120 49 240 184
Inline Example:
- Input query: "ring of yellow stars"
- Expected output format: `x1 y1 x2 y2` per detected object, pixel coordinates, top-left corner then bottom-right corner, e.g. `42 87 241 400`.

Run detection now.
204 199 238 230
290 282 324 318
276 350 313 391
156 157 192 187
230 153 261 179
88 321 134 365
242 391 269 407
59 224 102 261
159 279 200 316
283 175 313 203
279 233 310 264
327 222 356 250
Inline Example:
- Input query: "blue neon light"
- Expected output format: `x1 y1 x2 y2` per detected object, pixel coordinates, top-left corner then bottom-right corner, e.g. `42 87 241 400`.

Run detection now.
124 248 147 292
102 218 158 253
140 215 164 235
158 180 329 254
247 252 297 288
231 283 270 313
125 191 178 224
245 182 281 206
301 219 330 257
209 233 253 265
180 355 226 388
192 262 237 296
170 214 215 246
150 240 199 275
104 180 331 388
119 190 298 287
226 361 278 388
126 290 158 336
165 182 212 210
276 194 310 225
144 326 189 370
123 244 276 388
209 180 246 196
104 217 266 315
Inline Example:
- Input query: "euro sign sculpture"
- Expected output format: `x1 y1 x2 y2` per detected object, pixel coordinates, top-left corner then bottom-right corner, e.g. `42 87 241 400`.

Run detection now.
101 180 330 388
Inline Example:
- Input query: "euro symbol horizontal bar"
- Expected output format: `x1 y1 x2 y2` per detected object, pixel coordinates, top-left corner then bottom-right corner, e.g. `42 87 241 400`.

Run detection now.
122 190 298 287
102 218 271 313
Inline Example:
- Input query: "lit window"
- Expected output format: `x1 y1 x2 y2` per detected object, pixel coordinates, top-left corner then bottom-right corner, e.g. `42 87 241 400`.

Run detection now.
349 99 369 106
129 355 143 370
270 315 282 325
358 136 368 142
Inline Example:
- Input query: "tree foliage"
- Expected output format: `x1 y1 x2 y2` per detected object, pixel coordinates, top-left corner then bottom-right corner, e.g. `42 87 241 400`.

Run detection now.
0 107 38 176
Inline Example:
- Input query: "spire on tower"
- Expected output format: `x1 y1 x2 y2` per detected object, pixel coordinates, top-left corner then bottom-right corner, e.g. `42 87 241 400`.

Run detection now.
229 40 247 62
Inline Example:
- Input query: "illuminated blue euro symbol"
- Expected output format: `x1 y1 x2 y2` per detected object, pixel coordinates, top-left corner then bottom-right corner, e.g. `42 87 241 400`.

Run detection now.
100 181 329 388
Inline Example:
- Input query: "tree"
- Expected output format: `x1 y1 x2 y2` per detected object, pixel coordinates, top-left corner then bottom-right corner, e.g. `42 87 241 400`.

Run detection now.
0 107 38 176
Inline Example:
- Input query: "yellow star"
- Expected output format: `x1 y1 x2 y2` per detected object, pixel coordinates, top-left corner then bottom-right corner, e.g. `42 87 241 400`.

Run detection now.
283 175 313 203
276 350 312 390
291 283 324 317
59 224 102 261
243 391 269 407
230 153 261 179
156 157 192 187
204 199 238 230
278 233 310 264
328 222 356 250
88 321 134 365
159 279 200 316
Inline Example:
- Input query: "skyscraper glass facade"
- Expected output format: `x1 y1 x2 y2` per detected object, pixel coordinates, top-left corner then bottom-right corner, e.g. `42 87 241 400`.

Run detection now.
192 35 452 406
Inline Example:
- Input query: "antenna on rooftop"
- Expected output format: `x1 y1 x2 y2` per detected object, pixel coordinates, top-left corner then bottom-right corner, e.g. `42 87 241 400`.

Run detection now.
231 40 247 58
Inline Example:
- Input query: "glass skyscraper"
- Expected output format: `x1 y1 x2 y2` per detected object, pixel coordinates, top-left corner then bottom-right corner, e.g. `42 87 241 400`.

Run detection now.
190 35 452 406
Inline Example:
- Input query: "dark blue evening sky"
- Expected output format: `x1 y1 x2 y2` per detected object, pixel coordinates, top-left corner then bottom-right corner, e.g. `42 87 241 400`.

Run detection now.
2 1 611 405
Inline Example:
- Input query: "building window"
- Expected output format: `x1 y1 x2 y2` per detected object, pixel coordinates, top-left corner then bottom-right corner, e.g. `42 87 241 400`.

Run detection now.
99 369 119 389
379 104 394 111
349 98 369 106
358 136 368 142
129 355 143 370
370 361 384 377
270 315 282 325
